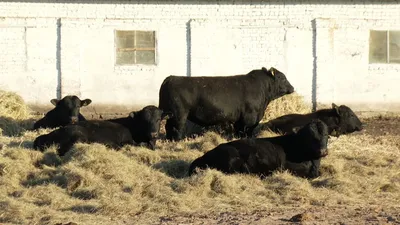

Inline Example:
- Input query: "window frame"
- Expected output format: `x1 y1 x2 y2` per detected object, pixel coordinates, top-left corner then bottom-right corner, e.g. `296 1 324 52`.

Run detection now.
114 29 158 66
369 30 400 64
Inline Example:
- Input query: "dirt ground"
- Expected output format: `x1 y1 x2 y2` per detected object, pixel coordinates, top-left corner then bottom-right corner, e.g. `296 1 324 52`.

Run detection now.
51 114 400 225
58 205 400 225
146 206 400 225
361 115 400 137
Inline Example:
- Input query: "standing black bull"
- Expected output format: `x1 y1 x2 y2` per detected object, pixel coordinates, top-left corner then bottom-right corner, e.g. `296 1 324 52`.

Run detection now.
33 105 170 156
158 67 295 141
188 119 329 178
33 95 92 130
257 103 364 178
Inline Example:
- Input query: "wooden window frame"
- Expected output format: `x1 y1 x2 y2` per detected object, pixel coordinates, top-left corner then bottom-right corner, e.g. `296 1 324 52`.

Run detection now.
114 30 157 66
369 30 400 64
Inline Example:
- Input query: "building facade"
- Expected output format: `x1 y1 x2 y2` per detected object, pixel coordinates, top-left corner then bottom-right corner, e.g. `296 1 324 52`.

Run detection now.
1 1 399 112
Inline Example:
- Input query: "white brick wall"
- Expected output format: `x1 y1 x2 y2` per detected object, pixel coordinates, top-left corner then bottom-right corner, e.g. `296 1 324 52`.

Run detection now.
0 28 26 73
0 1 400 112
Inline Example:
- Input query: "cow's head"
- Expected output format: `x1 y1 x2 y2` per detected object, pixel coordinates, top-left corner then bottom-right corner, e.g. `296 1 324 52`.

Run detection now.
128 105 172 149
291 119 329 162
50 95 92 125
331 103 364 136
263 67 295 98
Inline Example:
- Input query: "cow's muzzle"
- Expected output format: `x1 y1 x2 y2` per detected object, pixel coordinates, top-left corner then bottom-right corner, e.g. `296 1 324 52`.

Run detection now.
150 132 158 139
70 116 79 124
358 124 366 131
287 87 295 94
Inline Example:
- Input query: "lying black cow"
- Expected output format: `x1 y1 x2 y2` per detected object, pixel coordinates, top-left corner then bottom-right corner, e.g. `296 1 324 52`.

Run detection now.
259 103 363 136
33 105 170 156
257 103 364 178
33 95 92 130
159 67 294 141
188 119 329 179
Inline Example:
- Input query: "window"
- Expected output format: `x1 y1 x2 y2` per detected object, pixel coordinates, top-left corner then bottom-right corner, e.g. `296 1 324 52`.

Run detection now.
369 30 400 64
115 30 156 65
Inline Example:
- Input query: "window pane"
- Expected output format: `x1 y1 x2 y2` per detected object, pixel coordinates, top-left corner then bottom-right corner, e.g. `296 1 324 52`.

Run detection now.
136 31 155 48
369 30 388 63
136 50 155 64
389 31 400 63
116 51 135 65
115 31 135 49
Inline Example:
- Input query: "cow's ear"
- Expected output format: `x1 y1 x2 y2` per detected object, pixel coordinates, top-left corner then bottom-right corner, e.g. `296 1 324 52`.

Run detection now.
129 112 137 119
332 103 340 115
50 99 59 106
81 99 92 107
261 67 268 73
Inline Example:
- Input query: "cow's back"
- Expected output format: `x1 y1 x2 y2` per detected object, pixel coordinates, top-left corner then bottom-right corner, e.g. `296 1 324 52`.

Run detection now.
70 120 132 144
159 75 246 108
189 138 287 176
159 75 266 126
264 113 311 134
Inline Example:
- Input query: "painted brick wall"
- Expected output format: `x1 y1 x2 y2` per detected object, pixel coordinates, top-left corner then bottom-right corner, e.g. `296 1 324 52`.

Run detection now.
0 28 26 73
0 1 400 112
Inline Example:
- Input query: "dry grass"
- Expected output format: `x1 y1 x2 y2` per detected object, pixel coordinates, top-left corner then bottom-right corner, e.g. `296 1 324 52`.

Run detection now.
1 91 400 224
262 92 312 122
0 90 35 137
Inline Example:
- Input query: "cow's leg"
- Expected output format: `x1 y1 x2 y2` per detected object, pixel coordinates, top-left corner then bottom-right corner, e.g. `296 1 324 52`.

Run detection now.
165 118 175 140
58 141 75 157
33 135 51 151
233 120 246 138
165 113 187 141
57 134 82 156
308 159 321 179
234 114 259 138
147 139 156 150
245 122 259 138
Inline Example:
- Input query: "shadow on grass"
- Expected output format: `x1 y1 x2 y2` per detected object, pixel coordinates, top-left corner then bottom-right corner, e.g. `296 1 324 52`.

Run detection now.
152 159 192 179
21 172 68 189
0 116 36 137
159 119 236 141
35 151 63 167
8 140 34 149
70 189 97 200
22 154 82 191
65 205 99 214
185 121 236 140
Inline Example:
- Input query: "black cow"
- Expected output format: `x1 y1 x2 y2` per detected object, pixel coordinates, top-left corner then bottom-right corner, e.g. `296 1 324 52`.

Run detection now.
33 105 170 156
33 95 92 130
256 103 364 178
188 119 329 179
259 103 363 137
158 67 295 141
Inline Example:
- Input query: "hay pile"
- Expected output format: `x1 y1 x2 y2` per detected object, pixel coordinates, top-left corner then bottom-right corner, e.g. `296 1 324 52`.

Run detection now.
0 89 399 224
0 131 399 224
0 90 32 120
263 92 312 122
0 90 34 136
